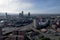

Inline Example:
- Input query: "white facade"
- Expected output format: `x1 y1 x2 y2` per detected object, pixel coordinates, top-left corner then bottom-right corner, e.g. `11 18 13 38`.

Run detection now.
33 19 36 28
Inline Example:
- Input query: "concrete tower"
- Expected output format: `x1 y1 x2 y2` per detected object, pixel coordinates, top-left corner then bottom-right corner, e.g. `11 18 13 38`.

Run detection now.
33 19 36 28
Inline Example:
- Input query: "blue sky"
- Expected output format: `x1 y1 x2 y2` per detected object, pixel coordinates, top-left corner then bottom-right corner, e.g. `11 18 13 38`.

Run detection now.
0 0 60 14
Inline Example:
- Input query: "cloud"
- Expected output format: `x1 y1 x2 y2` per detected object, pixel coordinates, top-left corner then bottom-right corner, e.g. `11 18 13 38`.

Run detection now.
0 0 60 14
0 0 33 13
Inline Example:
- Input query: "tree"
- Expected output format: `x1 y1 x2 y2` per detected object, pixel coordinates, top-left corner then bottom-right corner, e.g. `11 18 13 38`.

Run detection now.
40 38 50 40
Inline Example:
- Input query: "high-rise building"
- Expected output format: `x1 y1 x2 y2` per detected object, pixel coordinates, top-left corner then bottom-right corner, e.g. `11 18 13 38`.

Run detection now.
21 11 24 17
33 19 37 28
21 11 23 15
6 13 8 18
19 13 21 17
5 13 8 21
19 11 24 18
28 12 30 17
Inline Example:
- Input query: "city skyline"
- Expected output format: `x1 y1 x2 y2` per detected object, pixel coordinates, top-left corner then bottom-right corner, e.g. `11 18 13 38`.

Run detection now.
0 0 60 14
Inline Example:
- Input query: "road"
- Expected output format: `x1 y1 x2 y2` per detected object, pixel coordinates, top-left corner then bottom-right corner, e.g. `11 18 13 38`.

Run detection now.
2 22 33 35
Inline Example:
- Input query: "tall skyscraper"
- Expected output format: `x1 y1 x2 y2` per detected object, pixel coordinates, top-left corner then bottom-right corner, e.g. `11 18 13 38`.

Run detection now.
22 11 23 14
6 12 8 19
19 11 24 18
28 12 30 17
33 19 37 28
19 13 21 17
21 11 24 16
5 13 8 21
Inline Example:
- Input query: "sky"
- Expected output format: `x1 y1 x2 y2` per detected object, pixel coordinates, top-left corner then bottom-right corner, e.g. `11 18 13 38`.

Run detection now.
0 0 60 14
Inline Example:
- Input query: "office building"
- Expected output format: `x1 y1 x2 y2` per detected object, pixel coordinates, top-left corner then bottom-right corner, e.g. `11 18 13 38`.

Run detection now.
21 11 23 16
5 13 8 19
19 11 24 18
33 19 37 28
28 12 30 17
6 30 26 40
